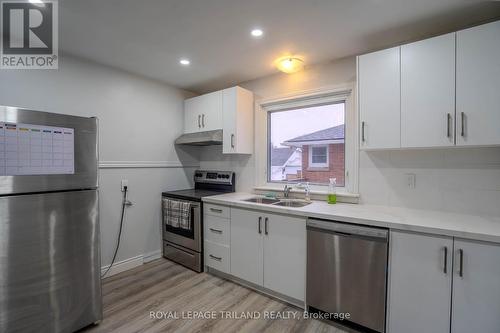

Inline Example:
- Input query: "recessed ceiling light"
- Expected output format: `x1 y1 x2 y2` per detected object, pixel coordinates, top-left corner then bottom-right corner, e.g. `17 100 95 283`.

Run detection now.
179 59 190 66
251 29 264 38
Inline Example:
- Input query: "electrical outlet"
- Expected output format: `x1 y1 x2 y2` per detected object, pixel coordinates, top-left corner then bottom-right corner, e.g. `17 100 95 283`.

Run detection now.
405 173 416 189
121 179 128 192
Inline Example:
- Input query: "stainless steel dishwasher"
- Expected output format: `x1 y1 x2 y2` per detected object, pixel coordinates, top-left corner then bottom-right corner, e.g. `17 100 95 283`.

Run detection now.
306 219 389 333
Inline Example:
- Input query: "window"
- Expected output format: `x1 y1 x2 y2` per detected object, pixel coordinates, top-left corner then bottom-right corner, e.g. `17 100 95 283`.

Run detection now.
309 145 329 168
267 102 345 186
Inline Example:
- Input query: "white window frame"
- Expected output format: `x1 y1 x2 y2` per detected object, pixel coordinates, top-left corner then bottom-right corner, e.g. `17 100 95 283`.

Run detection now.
254 84 358 195
308 144 329 168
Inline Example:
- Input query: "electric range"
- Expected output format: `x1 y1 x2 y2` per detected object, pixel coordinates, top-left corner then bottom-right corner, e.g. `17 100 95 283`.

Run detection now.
161 170 235 272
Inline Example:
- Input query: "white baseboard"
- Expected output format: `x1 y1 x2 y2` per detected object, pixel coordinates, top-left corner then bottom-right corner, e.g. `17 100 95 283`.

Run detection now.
101 248 162 278
143 249 162 263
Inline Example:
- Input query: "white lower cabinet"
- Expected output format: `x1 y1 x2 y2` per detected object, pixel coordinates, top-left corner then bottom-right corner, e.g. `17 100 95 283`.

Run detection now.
451 239 500 333
389 231 500 333
263 213 306 301
230 208 263 286
204 241 230 274
230 207 306 301
388 231 452 333
203 204 231 274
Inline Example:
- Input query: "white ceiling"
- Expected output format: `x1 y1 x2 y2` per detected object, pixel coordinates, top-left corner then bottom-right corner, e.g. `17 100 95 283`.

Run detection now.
59 0 500 93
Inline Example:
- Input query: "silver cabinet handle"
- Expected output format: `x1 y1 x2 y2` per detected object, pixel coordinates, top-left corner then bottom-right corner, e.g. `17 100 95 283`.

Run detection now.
258 217 262 234
443 246 448 274
231 134 235 148
461 112 465 137
361 121 366 143
209 254 222 261
198 115 201 128
202 114 205 128
210 208 223 213
458 249 464 278
447 113 452 138
264 217 269 235
209 228 222 234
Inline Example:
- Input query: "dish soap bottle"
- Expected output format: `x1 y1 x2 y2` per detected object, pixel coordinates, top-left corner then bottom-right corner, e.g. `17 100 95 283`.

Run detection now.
327 178 337 204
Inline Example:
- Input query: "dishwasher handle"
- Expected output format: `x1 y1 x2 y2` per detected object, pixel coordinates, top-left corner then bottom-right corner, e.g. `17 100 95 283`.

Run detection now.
307 219 388 241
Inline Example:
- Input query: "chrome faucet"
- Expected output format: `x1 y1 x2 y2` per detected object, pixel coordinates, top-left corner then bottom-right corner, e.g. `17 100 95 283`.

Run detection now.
296 182 311 201
283 184 292 198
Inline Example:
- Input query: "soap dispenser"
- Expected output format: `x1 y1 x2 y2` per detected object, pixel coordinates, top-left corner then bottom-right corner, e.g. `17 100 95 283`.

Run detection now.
328 178 337 204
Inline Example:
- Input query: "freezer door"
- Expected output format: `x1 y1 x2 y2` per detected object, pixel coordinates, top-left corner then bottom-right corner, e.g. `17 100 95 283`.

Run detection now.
0 106 98 195
0 190 102 333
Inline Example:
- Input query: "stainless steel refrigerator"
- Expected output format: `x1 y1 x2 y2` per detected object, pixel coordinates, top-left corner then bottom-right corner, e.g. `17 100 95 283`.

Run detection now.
0 106 102 332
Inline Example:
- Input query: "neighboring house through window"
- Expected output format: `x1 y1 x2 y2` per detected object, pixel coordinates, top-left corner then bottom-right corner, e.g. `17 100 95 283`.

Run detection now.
309 145 329 168
268 102 346 186
259 85 357 193
282 124 345 186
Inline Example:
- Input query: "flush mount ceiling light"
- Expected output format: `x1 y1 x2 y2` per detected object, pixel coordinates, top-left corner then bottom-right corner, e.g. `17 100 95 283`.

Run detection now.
179 59 190 66
251 28 264 38
276 56 304 74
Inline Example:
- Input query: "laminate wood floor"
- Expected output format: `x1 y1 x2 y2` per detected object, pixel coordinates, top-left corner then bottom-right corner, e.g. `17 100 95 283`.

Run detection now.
81 258 353 333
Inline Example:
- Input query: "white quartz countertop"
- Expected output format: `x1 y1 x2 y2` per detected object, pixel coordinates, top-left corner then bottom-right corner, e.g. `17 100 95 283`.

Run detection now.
202 192 500 243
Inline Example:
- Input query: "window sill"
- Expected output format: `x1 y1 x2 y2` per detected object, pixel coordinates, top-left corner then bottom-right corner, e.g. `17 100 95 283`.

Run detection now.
254 185 359 204
306 167 330 171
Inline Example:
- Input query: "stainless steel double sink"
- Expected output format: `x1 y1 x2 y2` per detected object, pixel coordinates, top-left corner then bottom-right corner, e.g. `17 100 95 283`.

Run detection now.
242 197 311 207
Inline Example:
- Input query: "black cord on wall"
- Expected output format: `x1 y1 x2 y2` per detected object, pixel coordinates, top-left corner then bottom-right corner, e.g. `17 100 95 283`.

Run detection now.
101 186 128 278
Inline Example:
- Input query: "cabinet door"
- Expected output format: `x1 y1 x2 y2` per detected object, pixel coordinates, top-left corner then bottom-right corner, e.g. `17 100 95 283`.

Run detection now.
184 99 200 133
401 33 456 148
358 47 400 149
387 231 452 333
230 208 263 286
456 21 500 146
184 91 223 133
263 213 306 301
222 87 237 154
451 239 500 333
223 87 254 154
200 91 223 131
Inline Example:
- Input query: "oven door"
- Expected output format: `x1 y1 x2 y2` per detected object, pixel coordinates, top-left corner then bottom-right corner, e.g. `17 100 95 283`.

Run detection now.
162 198 201 252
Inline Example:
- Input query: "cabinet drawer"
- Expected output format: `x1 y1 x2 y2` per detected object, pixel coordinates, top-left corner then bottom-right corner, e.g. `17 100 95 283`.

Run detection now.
204 215 230 246
204 204 230 219
205 241 230 274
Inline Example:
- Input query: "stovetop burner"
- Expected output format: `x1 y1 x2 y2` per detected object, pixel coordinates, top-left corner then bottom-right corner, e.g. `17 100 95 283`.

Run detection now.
161 189 229 202
162 170 235 202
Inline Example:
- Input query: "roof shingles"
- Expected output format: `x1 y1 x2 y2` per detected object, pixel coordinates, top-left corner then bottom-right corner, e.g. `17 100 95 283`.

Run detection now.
283 125 344 144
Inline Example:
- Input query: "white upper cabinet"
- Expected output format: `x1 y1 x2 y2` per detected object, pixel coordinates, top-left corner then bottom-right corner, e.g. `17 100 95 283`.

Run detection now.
184 91 223 133
451 239 500 333
222 87 254 154
401 33 456 148
456 20 500 146
358 47 401 149
358 20 500 150
183 86 254 154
